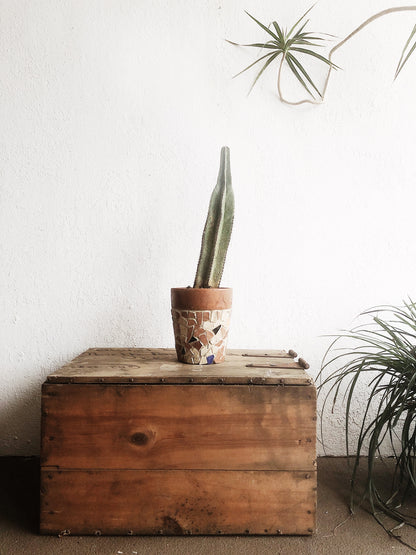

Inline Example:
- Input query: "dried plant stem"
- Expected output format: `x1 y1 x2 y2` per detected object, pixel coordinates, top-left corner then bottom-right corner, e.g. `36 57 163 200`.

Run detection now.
277 6 416 106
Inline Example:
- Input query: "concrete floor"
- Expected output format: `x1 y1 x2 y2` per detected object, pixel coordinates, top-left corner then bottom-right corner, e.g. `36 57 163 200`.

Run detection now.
1 457 416 554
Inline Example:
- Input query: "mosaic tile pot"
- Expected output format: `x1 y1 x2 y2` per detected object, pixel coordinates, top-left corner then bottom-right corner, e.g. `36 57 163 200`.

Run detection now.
171 288 232 365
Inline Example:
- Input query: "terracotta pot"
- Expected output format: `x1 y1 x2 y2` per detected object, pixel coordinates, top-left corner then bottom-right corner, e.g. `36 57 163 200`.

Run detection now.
171 287 232 364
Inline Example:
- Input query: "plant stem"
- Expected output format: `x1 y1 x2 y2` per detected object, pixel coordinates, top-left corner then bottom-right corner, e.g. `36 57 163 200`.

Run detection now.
277 6 416 105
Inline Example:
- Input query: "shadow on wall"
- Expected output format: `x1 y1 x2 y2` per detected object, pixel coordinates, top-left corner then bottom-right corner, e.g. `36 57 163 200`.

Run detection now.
0 385 42 456
0 456 40 534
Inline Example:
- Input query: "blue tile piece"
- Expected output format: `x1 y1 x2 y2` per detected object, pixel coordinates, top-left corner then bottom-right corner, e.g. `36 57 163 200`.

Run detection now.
206 355 214 364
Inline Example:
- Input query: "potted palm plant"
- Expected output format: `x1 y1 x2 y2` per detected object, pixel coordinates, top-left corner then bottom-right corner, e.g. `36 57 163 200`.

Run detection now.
318 300 416 549
171 146 234 365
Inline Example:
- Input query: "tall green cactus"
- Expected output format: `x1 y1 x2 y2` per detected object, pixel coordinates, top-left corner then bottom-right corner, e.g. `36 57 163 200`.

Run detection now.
193 146 234 288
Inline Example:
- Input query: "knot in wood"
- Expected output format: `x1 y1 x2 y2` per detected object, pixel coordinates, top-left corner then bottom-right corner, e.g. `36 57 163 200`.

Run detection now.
130 432 148 446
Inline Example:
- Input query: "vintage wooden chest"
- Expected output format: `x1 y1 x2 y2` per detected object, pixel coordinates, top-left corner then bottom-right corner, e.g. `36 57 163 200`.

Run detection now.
40 348 316 536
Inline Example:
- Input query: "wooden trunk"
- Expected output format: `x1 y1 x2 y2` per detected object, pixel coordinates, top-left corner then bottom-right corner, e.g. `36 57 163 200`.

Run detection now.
40 348 316 536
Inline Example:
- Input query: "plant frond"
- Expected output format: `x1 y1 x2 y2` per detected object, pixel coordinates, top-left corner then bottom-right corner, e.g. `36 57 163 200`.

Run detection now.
225 39 278 49
318 299 416 544
245 11 279 41
228 6 334 97
290 46 339 68
231 51 277 79
285 54 315 98
248 51 280 95
287 52 323 98
272 21 285 44
395 24 416 79
287 4 316 39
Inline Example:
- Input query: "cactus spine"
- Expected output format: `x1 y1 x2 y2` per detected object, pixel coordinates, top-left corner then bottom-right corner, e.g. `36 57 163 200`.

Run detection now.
193 146 234 289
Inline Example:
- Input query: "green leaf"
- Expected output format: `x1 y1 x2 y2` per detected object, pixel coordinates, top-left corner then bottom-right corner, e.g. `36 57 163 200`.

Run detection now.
395 24 416 79
285 54 315 98
290 47 339 68
231 51 277 79
245 11 279 41
248 51 280 95
286 52 322 98
317 299 416 541
296 34 327 41
225 39 278 50
292 19 310 39
286 38 324 49
272 21 285 44
286 4 316 39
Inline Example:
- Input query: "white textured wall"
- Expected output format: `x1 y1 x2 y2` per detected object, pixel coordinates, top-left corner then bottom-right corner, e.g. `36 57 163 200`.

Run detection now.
1 0 416 456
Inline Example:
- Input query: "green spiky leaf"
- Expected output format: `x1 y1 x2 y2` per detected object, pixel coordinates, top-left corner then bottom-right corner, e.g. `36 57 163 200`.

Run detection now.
248 51 280 95
231 51 277 79
228 6 336 97
286 52 322 98
289 46 339 67
244 11 279 42
287 4 316 39
317 299 416 549
395 24 416 79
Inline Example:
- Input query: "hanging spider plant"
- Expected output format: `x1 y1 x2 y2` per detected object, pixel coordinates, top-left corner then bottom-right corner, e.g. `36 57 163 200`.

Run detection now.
318 299 416 549
228 6 416 105
227 6 338 100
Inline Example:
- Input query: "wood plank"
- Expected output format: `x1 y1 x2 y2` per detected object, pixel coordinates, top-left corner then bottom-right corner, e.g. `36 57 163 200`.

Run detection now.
80 348 293 358
46 349 312 385
46 365 311 385
40 469 316 535
41 384 316 471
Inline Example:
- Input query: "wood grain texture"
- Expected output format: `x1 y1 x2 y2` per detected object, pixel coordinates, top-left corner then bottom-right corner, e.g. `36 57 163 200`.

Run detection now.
41 348 317 536
41 384 316 471
40 469 316 535
46 348 312 385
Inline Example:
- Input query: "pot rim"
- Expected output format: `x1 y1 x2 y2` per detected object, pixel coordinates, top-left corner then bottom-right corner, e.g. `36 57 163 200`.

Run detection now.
171 287 232 310
171 287 232 291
